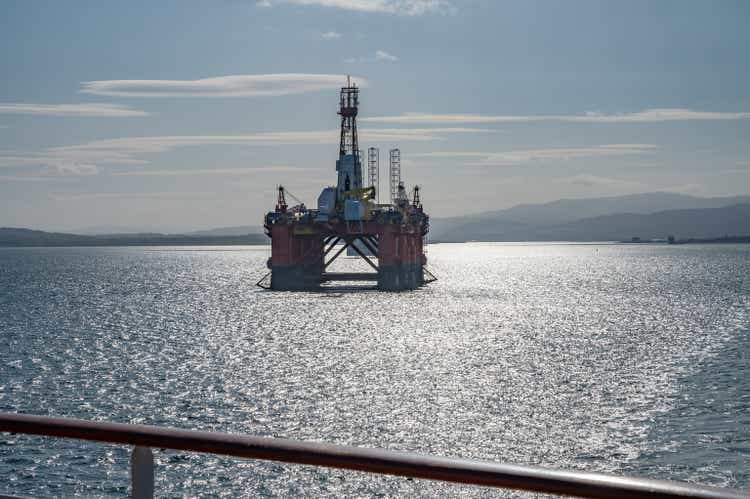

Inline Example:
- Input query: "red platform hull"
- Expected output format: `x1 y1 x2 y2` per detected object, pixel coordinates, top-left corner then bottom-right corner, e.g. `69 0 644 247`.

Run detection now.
266 220 426 291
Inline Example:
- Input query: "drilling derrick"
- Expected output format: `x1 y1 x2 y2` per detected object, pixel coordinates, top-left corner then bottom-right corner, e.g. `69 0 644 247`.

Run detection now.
368 147 379 202
389 148 401 204
261 78 435 291
336 77 362 198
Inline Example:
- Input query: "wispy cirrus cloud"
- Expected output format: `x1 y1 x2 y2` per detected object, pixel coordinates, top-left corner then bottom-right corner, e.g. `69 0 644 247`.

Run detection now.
345 50 398 64
0 127 491 177
375 49 398 62
80 74 367 98
414 144 658 166
0 103 149 117
50 191 217 201
321 31 342 39
259 0 454 16
112 166 300 177
362 109 750 124
0 151 146 168
564 174 640 188
0 159 102 180
0 175 71 182
363 127 489 141
42 163 100 176
70 127 486 150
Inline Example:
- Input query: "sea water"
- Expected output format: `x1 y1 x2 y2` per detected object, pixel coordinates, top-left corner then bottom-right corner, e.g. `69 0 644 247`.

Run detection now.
1 243 748 497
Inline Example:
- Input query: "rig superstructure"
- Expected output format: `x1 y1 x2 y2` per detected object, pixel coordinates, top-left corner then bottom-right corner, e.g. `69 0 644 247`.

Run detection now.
260 78 435 291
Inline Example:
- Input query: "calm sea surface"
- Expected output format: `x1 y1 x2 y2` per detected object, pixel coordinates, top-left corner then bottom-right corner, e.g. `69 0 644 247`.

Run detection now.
1 243 748 497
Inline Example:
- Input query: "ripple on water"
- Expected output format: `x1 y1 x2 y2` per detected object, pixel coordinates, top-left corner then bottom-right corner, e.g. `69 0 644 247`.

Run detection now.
0 243 748 497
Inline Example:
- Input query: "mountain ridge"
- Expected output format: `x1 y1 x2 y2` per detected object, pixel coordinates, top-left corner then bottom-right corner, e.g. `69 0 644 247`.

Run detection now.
0 227 267 247
430 203 750 242
4 192 750 245
429 192 750 241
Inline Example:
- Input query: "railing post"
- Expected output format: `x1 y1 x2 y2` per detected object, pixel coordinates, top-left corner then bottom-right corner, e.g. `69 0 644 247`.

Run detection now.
130 446 154 499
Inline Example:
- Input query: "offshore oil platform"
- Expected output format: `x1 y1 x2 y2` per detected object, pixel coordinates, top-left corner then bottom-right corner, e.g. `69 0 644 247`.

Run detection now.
259 78 435 291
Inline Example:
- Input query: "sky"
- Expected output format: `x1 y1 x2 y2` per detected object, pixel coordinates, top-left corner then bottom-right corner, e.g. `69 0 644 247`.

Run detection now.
1 0 749 232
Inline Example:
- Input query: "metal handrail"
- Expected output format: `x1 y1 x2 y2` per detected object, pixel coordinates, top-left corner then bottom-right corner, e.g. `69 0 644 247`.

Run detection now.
1 412 748 498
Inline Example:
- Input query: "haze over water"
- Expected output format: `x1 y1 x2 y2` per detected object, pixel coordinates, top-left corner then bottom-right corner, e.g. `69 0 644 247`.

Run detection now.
1 243 749 497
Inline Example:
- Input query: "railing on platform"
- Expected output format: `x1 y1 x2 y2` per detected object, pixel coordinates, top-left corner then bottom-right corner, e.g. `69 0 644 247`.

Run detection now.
1 412 748 499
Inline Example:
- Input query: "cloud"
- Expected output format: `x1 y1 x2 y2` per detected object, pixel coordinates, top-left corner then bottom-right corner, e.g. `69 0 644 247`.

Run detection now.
112 166 300 177
345 50 397 63
55 127 488 152
573 109 750 122
50 191 220 201
54 133 342 156
0 127 491 173
80 74 368 98
375 50 398 62
411 151 490 158
53 128 487 155
362 127 490 142
658 183 704 194
321 31 342 39
361 109 750 124
413 144 658 166
565 175 636 187
0 159 99 180
261 0 454 16
0 175 66 182
0 151 147 168
0 103 149 117
42 163 100 176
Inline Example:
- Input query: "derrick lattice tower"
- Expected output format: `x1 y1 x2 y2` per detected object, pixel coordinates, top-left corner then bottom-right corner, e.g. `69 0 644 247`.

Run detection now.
336 77 362 196
389 148 401 203
368 147 379 202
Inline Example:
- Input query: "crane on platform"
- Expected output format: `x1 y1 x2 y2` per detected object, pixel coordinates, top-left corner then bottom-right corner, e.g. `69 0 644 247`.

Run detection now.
275 186 287 213
277 185 307 213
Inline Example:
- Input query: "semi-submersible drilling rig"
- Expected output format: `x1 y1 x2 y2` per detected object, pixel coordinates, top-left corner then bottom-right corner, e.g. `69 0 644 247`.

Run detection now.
260 78 435 291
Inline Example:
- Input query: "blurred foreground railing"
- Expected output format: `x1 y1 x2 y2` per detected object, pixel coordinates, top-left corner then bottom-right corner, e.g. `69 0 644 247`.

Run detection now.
1 412 748 499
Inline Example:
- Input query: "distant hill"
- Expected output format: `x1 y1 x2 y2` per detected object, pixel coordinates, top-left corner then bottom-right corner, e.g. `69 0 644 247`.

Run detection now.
182 225 262 237
429 193 750 242
430 192 750 241
0 228 268 247
5 192 750 246
0 228 93 246
541 203 750 241
488 192 750 225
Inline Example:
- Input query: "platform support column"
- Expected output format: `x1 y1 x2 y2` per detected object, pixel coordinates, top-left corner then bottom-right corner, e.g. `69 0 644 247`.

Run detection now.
270 225 323 290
